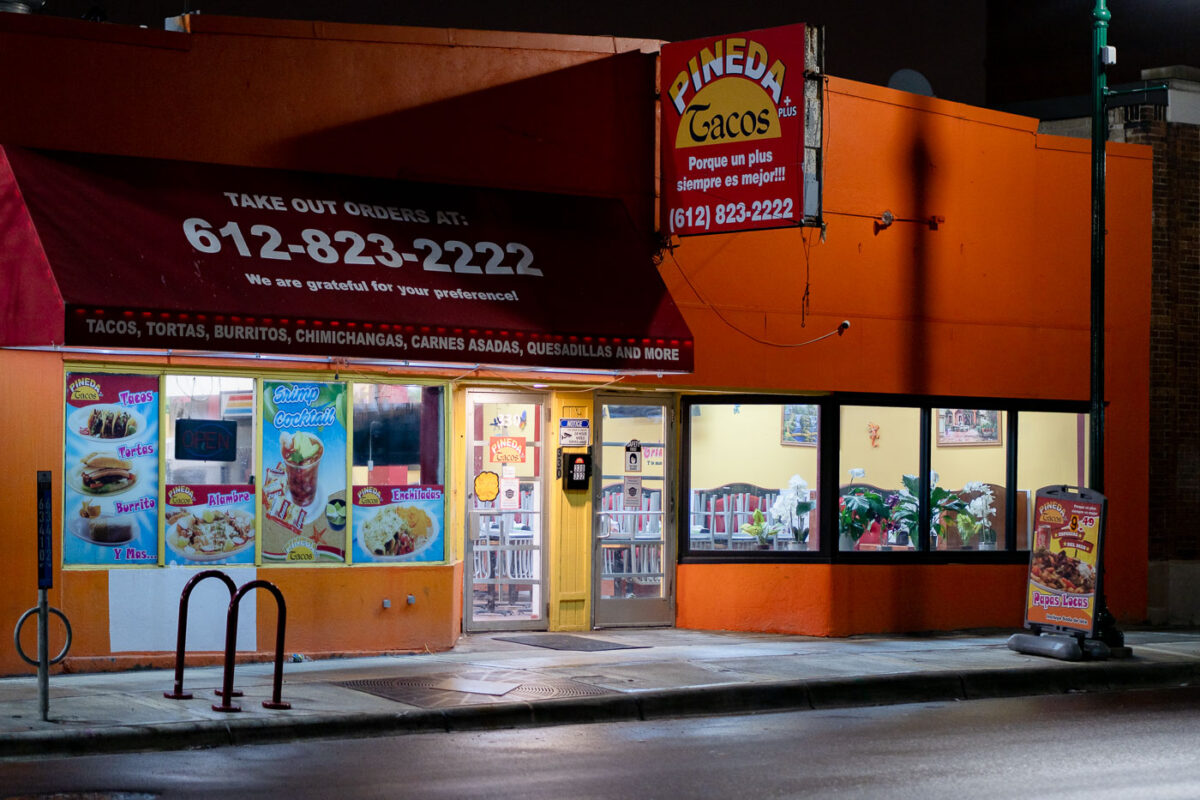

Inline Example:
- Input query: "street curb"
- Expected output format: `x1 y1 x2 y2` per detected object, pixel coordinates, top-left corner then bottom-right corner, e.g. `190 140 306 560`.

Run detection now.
4 660 1200 759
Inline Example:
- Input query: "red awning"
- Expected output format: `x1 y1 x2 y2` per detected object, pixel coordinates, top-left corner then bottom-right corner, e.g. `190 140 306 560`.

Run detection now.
0 147 692 372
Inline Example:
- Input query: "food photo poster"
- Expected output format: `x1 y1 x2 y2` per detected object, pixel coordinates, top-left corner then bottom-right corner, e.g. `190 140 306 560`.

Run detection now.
63 372 160 565
164 484 256 566
351 485 446 564
260 380 348 562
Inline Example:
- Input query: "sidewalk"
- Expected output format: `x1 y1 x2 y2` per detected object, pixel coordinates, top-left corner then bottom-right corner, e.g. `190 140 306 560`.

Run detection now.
4 627 1200 759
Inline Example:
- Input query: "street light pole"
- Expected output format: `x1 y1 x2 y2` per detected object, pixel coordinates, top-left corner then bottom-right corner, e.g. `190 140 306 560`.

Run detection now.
1089 0 1108 496
1090 0 1125 651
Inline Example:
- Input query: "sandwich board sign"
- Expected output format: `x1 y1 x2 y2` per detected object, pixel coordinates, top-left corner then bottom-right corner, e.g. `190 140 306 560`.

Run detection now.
1024 485 1107 636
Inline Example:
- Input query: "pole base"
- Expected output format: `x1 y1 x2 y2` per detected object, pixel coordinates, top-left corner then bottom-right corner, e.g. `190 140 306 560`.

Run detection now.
262 700 292 710
211 702 242 713
163 691 193 700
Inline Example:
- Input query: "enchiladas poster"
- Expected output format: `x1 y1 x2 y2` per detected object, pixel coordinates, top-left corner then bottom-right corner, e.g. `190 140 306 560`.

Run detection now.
352 485 445 564
1025 488 1105 635
63 372 160 566
260 380 347 562
164 485 256 566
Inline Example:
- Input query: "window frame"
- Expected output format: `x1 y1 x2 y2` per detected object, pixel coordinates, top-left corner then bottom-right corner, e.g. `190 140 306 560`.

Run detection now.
678 392 1088 565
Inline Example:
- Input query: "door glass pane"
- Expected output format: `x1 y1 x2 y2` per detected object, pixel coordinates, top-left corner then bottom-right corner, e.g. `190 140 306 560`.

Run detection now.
686 403 820 553
931 409 1007 551
839 405 919 551
468 401 542 623
599 404 666 599
1017 412 1089 550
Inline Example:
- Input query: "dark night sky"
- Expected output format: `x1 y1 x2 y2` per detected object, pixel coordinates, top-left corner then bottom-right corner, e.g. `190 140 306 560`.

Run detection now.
23 0 1198 107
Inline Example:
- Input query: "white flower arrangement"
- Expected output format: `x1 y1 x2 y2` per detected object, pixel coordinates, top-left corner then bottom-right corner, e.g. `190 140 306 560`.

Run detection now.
959 481 997 544
769 474 814 542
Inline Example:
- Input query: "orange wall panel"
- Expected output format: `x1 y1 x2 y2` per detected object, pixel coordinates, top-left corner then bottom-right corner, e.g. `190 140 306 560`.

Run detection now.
677 563 1029 636
262 563 461 655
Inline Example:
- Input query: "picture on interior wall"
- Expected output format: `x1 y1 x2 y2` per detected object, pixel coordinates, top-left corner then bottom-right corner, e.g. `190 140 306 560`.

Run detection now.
937 409 1001 446
781 404 819 446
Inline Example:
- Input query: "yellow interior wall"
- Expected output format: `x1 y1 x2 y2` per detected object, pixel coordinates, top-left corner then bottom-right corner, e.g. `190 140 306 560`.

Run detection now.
1018 412 1088 491
689 404 1083 495
837 406 1084 493
689 404 818 490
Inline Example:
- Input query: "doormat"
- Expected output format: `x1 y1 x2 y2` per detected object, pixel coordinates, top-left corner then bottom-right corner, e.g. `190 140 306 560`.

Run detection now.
494 634 648 651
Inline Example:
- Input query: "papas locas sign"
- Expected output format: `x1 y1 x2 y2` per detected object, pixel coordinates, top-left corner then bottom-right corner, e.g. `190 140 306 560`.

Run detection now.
660 23 806 236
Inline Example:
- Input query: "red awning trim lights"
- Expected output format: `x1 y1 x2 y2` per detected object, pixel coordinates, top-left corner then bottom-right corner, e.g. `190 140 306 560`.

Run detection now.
75 307 694 351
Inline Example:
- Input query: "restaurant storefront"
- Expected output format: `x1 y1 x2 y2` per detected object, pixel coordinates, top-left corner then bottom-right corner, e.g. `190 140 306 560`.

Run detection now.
0 13 1151 676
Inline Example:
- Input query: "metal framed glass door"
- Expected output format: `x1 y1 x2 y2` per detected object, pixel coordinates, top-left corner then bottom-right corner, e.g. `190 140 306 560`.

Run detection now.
464 391 547 631
593 397 674 627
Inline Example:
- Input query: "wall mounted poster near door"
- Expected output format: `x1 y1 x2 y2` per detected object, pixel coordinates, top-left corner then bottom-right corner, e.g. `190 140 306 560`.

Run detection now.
937 409 1002 446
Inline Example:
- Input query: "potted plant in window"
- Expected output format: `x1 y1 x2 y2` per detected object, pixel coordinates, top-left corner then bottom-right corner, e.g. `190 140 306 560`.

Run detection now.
838 486 887 550
740 507 773 549
887 472 967 548
956 482 998 550
770 474 816 550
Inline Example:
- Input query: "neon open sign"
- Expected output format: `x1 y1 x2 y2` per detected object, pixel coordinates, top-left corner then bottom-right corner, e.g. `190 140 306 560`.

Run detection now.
175 419 238 462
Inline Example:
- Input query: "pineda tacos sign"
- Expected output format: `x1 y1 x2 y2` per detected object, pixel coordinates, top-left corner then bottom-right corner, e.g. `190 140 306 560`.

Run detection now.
661 23 806 236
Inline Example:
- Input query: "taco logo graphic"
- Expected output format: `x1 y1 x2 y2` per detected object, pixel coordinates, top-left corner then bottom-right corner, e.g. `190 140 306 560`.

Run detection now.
667 36 789 149
167 486 197 506
356 486 383 506
1038 502 1067 525
68 377 103 402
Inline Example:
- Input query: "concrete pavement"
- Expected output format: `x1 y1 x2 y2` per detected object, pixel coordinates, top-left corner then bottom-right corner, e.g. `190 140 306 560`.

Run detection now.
4 627 1200 759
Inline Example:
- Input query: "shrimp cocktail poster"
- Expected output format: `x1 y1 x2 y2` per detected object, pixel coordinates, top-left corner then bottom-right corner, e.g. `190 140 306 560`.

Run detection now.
260 380 348 562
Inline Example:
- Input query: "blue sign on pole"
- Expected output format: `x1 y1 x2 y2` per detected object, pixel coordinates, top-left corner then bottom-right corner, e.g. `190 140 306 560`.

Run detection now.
37 470 52 589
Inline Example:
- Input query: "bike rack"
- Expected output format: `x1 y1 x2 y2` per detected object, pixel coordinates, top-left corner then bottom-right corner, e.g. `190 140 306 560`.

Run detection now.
163 570 239 700
213 579 290 712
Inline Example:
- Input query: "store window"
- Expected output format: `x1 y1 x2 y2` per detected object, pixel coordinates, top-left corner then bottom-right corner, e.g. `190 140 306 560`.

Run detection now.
165 375 256 484
1017 412 1089 549
163 375 258 566
686 402 820 553
930 409 1007 551
683 395 1089 562
64 369 449 570
838 405 920 551
350 384 447 565
352 384 444 487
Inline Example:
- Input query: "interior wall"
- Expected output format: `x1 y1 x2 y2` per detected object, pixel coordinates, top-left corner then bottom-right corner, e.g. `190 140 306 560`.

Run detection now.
689 404 819 489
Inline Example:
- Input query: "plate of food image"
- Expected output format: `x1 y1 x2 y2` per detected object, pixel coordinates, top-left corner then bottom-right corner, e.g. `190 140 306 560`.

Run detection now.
68 452 138 497
68 515 136 547
166 508 255 562
358 504 440 562
69 404 146 443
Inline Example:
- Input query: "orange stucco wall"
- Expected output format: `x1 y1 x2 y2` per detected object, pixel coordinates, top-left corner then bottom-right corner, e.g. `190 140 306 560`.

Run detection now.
665 79 1150 635
0 16 1151 672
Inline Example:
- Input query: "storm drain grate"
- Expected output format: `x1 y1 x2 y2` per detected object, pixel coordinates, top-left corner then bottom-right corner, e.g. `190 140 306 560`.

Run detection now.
339 668 613 709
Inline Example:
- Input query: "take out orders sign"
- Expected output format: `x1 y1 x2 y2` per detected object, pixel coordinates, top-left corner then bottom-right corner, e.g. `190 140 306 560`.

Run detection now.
661 23 805 236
